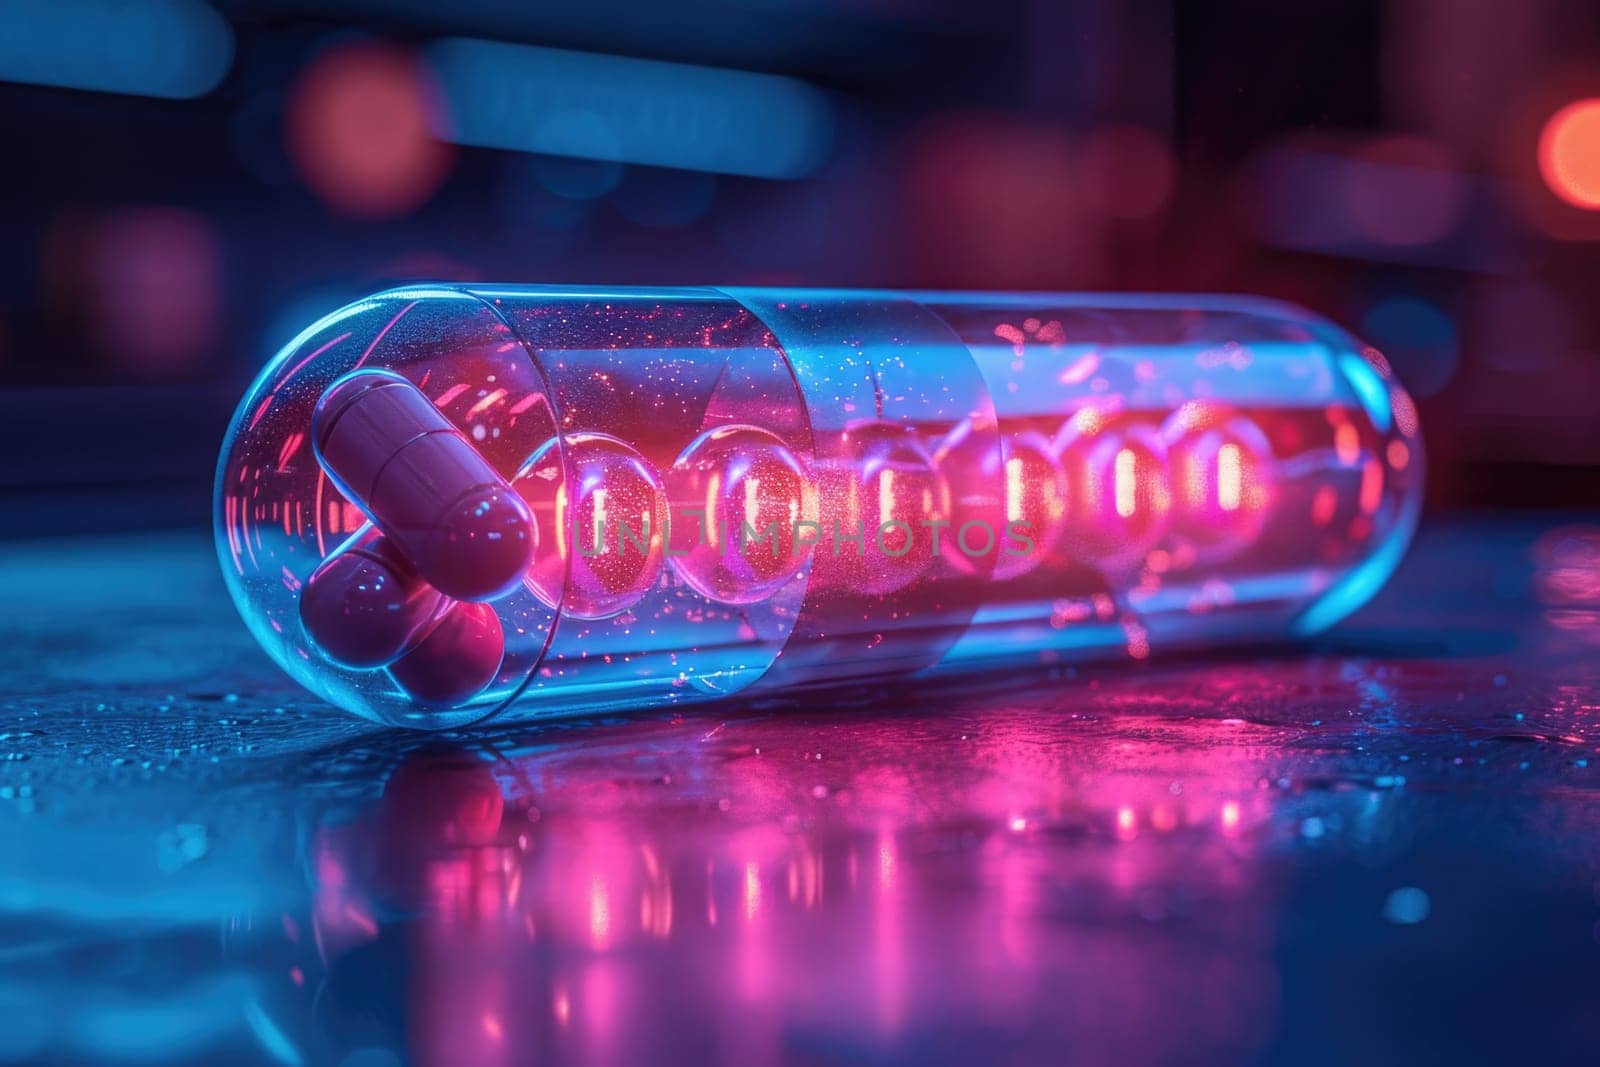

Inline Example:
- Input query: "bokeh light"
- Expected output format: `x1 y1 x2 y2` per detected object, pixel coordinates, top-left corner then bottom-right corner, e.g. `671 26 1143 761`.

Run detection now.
285 42 455 219
498 156 594 239
1360 295 1458 398
532 155 623 201
83 207 222 375
1346 136 1466 246
906 114 1103 287
425 38 831 180
0 0 233 100
1082 125 1176 221
1538 99 1600 210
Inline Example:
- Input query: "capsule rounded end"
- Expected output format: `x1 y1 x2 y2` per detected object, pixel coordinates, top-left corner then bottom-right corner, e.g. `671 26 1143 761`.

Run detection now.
299 539 445 668
1290 341 1426 637
419 486 538 602
388 601 506 706
310 368 411 455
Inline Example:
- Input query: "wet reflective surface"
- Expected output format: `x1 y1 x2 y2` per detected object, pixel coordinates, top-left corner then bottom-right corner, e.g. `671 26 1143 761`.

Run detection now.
4 518 1600 1065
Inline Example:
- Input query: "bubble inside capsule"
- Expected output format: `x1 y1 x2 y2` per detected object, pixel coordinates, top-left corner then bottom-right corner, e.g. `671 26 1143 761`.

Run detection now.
1053 410 1171 565
813 420 951 596
1161 404 1275 558
516 431 667 620
992 431 1070 581
666 424 815 605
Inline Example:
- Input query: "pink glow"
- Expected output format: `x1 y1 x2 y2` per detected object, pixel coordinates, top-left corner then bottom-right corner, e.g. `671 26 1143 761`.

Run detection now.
286 43 455 218
1116 807 1138 840
588 875 612 950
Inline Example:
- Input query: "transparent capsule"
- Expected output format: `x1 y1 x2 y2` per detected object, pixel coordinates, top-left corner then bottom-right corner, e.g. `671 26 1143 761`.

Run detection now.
216 286 1423 727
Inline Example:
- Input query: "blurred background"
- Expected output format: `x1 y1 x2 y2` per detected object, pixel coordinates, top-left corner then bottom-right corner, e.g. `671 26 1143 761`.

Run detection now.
1 0 1598 538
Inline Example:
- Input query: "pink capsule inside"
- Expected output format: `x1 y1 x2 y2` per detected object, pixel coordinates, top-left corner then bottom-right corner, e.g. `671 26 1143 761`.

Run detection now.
298 528 446 668
313 369 536 602
387 600 505 706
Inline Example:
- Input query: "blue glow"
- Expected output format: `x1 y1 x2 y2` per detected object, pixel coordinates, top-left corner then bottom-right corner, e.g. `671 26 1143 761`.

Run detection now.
530 153 622 200
1128 570 1330 614
72 974 260 1057
1382 886 1431 924
425 38 832 179
1361 296 1459 398
245 997 304 1066
1337 350 1393 434
0 0 233 100
1292 481 1421 637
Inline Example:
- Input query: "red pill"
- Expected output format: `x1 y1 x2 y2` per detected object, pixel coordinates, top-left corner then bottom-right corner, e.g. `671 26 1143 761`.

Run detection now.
387 600 505 706
299 529 447 668
313 370 536 601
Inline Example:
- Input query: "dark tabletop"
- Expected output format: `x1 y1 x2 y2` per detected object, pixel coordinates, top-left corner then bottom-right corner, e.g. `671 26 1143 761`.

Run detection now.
3 516 1599 1066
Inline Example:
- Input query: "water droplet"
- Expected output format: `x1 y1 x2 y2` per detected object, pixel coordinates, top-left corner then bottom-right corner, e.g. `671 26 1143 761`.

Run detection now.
1382 886 1430 924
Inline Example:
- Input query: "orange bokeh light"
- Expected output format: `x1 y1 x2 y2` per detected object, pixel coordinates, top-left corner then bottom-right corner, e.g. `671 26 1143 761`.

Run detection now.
1538 99 1600 210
